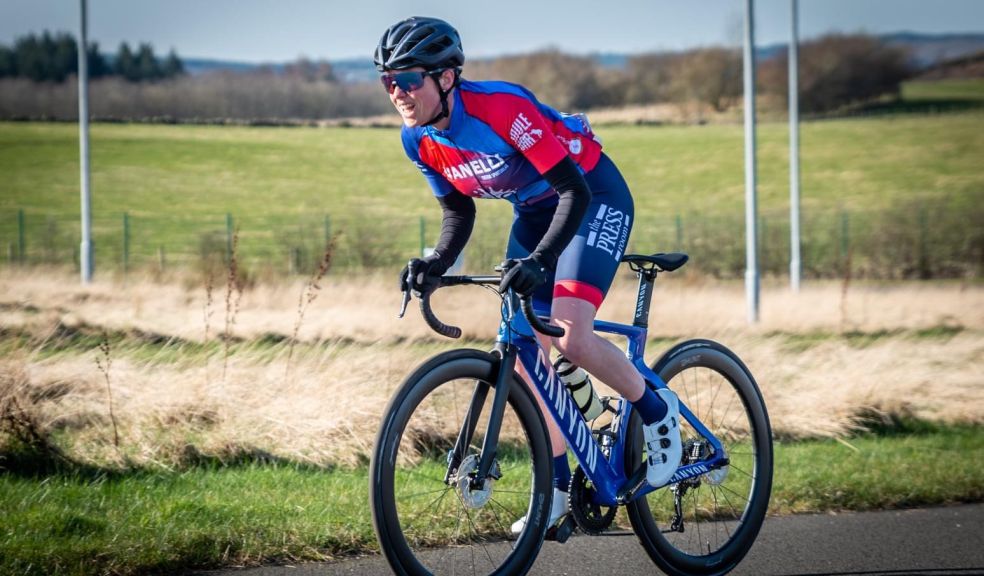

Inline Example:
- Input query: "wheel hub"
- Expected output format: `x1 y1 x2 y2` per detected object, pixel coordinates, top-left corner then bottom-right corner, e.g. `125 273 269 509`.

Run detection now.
706 464 729 485
453 454 497 509
682 437 729 485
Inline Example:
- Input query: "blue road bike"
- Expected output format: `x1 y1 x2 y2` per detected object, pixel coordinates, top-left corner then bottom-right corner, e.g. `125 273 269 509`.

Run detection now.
370 253 773 576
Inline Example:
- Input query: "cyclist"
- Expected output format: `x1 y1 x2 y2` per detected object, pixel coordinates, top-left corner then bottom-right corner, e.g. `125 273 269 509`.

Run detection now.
377 16 682 532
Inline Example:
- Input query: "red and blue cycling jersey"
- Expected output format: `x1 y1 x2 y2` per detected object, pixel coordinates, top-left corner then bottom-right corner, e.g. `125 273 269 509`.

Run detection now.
401 79 603 205
401 78 633 313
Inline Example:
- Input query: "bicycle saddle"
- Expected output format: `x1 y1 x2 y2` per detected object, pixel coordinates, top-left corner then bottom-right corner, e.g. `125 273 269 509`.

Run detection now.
621 252 689 272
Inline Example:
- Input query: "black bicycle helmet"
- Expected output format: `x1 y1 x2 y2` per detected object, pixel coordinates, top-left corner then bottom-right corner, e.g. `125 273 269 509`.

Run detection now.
374 16 465 72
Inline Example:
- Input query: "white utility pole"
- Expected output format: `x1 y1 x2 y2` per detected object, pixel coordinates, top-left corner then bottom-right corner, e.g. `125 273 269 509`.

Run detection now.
789 0 802 292
78 0 93 283
743 0 760 323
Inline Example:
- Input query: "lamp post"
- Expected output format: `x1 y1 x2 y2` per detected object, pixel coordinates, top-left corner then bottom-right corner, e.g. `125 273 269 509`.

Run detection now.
743 0 760 323
78 0 93 283
789 0 802 292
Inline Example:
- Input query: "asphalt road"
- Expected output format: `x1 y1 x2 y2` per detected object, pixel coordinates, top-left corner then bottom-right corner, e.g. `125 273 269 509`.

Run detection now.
192 503 984 576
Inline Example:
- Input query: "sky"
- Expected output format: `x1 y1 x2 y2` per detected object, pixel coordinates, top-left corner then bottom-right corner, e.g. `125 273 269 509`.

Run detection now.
1 0 983 63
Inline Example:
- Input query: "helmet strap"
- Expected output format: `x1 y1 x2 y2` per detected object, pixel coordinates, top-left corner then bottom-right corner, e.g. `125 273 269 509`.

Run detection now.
421 68 460 128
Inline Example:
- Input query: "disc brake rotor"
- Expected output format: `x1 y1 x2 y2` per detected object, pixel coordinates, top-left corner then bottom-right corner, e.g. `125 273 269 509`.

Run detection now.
706 464 729 485
682 437 729 485
453 454 498 509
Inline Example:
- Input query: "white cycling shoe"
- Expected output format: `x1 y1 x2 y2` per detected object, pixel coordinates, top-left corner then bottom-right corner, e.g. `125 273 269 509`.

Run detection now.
510 487 569 535
643 388 683 488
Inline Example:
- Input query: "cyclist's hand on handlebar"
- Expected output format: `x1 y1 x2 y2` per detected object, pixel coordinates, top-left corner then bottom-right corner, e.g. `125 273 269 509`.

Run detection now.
499 255 549 296
399 256 445 298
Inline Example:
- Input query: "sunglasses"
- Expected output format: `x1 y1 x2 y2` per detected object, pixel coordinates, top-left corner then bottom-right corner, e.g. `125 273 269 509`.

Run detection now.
380 69 445 94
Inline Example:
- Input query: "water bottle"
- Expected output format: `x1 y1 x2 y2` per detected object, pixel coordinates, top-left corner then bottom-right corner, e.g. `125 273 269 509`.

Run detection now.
553 356 604 421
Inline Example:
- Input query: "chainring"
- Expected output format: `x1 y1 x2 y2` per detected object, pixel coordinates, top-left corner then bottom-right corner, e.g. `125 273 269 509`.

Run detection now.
568 466 618 534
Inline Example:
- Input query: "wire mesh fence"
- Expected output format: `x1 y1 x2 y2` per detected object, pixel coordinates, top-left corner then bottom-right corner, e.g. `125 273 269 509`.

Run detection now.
1 201 981 280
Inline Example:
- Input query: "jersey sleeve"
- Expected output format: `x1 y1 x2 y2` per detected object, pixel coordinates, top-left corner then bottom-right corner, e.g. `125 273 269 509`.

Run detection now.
401 127 455 198
460 90 569 175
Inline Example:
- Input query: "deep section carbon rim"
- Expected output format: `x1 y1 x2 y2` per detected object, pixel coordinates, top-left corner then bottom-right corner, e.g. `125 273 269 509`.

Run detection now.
627 341 773 576
371 352 552 576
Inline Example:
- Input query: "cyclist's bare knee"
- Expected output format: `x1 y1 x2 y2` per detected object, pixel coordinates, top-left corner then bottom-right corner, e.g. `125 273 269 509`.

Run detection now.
551 296 599 365
552 325 595 366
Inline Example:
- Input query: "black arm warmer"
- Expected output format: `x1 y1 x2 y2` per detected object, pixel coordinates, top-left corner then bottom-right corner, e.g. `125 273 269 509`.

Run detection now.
532 156 593 271
430 191 476 273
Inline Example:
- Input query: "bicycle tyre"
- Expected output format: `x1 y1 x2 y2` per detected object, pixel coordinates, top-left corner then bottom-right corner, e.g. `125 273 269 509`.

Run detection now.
370 349 553 576
625 339 773 576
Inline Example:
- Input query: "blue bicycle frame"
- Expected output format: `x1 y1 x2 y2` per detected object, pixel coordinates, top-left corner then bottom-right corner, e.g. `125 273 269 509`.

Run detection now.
500 296 729 507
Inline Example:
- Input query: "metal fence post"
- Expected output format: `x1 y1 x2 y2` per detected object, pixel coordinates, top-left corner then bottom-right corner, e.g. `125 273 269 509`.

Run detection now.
760 215 768 272
122 212 130 276
919 206 929 278
17 209 25 264
675 214 683 252
324 215 331 249
840 210 851 276
840 211 850 259
225 213 233 263
290 247 300 275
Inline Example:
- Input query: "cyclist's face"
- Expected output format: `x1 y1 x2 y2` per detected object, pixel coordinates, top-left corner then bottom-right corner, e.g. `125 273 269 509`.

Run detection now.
384 67 452 128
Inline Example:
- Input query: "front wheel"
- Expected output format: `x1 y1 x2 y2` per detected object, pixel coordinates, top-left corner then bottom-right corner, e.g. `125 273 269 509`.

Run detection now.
370 349 553 576
626 339 773 576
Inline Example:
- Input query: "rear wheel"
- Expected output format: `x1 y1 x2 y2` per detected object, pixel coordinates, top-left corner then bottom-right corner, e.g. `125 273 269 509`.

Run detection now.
626 340 773 576
370 349 553 576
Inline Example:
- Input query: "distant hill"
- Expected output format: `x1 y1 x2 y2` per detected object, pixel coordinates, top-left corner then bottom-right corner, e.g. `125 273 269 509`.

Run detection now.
180 31 984 83
329 58 377 83
882 32 984 66
757 31 984 68
915 49 984 80
183 58 285 75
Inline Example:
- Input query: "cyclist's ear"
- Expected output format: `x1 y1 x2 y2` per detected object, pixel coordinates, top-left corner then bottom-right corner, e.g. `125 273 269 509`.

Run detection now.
439 69 456 91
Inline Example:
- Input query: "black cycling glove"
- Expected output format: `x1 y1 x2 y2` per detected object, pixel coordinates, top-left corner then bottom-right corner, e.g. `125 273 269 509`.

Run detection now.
399 255 445 297
499 255 549 296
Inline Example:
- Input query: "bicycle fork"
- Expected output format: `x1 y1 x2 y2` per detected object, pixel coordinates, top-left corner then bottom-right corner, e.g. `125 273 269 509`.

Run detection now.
443 341 515 488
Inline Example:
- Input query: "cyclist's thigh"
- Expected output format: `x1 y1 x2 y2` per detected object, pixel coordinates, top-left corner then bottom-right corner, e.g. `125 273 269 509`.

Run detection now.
554 153 635 309
506 204 556 311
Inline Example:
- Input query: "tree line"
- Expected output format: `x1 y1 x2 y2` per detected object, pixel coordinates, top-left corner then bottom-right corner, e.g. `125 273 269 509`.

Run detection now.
467 33 915 115
0 31 184 83
0 32 916 121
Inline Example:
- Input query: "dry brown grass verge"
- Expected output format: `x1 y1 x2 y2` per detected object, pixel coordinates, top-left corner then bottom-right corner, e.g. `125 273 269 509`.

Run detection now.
0 269 981 469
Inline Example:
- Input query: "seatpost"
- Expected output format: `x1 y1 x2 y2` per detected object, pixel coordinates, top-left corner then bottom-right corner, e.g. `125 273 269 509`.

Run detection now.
632 267 658 328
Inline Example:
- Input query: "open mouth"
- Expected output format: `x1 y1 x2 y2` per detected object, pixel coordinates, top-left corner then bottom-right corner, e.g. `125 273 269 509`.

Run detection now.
397 102 416 117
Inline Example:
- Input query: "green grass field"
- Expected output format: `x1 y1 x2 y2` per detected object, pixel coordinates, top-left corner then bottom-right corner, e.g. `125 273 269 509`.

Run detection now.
901 78 984 102
2 111 981 220
1 81 982 275
2 425 982 576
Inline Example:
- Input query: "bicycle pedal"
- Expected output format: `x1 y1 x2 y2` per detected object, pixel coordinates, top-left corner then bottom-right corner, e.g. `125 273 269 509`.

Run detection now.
545 514 576 543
